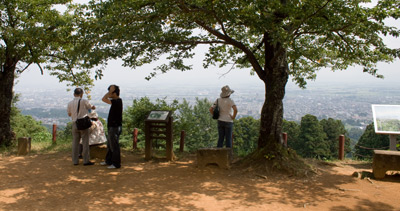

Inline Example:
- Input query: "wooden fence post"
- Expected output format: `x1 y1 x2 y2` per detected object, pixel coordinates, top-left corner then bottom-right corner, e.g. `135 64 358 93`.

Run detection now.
52 124 57 144
133 128 138 150
282 132 288 147
180 130 185 152
338 135 345 160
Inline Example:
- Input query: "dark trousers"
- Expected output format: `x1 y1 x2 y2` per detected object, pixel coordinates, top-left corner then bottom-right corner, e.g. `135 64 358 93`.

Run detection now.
217 121 233 148
105 126 122 168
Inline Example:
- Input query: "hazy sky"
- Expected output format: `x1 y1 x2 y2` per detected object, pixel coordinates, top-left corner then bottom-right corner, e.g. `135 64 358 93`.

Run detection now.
14 2 400 93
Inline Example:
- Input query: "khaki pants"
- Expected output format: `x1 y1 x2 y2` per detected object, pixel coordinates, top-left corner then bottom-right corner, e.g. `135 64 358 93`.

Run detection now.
72 122 90 164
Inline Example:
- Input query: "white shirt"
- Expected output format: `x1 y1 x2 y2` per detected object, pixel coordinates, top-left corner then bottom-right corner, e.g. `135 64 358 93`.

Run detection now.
213 97 236 122
67 97 93 121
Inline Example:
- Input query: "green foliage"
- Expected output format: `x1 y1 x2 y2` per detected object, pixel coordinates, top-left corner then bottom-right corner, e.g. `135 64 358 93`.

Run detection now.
123 97 219 152
283 119 300 149
320 118 351 158
284 115 351 160
296 114 329 159
232 116 259 156
122 97 180 148
347 127 364 144
80 0 399 86
0 0 95 89
355 123 392 159
175 98 218 151
10 94 49 141
74 0 399 151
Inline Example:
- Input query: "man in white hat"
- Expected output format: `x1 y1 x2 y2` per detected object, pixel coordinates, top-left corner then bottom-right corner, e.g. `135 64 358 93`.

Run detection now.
209 85 238 148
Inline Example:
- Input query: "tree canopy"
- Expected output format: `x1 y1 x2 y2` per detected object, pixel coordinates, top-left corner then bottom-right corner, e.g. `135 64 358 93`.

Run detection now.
79 0 400 85
75 0 399 151
2 0 399 151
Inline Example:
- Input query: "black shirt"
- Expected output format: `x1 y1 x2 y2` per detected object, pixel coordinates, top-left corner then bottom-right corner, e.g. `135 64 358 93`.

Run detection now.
108 98 123 127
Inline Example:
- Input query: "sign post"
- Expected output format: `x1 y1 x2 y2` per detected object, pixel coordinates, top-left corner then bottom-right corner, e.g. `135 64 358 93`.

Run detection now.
144 111 174 161
372 104 400 151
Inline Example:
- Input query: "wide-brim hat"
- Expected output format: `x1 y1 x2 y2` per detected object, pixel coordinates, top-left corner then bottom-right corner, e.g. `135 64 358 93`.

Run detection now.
88 110 98 119
220 85 234 98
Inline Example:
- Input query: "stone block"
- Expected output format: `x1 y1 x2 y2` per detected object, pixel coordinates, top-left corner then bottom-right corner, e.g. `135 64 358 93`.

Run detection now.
197 148 232 169
17 137 31 156
90 144 107 159
372 150 400 179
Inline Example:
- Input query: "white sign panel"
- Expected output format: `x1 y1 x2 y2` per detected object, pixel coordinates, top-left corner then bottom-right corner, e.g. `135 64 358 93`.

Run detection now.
372 104 400 134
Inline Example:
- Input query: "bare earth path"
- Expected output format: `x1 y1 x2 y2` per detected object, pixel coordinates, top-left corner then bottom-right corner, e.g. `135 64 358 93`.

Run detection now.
1 150 400 210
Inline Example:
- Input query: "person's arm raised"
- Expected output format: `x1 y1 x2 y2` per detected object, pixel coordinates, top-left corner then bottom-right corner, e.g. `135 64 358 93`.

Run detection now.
102 92 112 105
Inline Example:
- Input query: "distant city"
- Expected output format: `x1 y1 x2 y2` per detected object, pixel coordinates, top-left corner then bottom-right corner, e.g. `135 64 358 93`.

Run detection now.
14 82 400 130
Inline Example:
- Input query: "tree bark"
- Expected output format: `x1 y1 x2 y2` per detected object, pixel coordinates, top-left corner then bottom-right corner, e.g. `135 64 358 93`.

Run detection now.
0 59 16 146
257 36 289 149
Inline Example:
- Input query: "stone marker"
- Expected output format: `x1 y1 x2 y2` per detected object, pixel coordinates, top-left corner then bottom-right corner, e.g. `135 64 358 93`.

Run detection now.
17 137 31 156
197 148 232 169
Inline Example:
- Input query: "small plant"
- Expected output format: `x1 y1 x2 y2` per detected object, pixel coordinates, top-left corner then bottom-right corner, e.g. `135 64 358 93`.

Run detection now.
264 154 275 160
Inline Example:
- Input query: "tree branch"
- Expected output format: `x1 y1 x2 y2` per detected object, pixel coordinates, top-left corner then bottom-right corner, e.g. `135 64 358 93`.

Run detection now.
177 1 266 80
17 63 32 74
292 0 334 37
46 53 77 81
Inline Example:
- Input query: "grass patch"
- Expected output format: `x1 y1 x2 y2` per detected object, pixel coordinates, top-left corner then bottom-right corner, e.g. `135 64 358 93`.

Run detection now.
0 137 72 156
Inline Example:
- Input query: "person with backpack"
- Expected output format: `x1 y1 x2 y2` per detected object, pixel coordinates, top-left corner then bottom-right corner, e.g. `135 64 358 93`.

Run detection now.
209 85 238 148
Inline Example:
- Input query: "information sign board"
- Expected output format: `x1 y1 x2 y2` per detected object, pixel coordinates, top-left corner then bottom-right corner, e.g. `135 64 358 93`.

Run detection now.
372 104 400 135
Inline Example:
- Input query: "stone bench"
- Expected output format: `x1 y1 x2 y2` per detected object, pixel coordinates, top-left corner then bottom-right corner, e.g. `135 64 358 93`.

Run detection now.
90 144 107 159
372 150 400 179
17 137 31 156
197 148 232 169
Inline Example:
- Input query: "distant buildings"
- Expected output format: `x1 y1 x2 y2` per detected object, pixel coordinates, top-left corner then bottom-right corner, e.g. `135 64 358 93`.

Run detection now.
15 84 400 129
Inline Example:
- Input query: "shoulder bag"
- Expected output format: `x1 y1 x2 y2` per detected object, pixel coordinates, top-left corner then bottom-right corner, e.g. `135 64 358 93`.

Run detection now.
212 99 219 120
75 99 92 130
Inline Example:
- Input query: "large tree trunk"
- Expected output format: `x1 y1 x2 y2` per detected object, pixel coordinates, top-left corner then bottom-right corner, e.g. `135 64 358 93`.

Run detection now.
0 59 16 146
257 38 289 149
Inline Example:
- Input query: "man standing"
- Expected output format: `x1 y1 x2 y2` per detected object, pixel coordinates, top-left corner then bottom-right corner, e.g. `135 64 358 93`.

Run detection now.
101 85 123 169
67 88 96 166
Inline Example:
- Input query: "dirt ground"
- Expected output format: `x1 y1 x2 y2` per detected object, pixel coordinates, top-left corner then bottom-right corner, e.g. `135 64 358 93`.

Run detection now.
1 150 400 211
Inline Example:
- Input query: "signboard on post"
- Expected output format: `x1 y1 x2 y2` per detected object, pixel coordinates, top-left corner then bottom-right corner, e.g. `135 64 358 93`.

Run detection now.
372 104 400 135
371 104 400 150
147 111 171 122
144 111 174 160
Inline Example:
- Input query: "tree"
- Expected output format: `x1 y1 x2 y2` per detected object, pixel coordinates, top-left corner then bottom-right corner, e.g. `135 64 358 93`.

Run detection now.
79 0 399 155
122 97 180 146
320 118 351 158
282 119 300 150
233 116 259 156
176 98 218 151
0 1 94 146
10 93 49 142
355 123 391 159
297 114 329 158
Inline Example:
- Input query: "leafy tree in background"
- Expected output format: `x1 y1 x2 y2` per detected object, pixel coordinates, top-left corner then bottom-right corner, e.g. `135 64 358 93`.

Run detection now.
77 0 400 158
233 116 259 156
297 114 329 159
347 127 364 148
10 93 49 142
0 1 95 146
176 98 217 151
122 97 180 145
320 118 351 158
282 119 301 150
355 123 391 159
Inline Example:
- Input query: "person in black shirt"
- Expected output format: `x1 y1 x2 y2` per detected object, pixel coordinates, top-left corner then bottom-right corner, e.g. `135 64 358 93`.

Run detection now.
100 85 123 169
